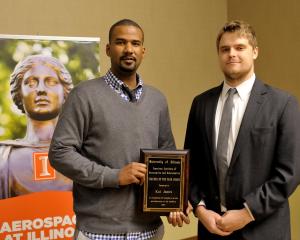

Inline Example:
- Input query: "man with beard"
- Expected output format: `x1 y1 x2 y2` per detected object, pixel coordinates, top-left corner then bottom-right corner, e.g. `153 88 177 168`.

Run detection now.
49 19 190 240
185 20 300 240
0 55 73 199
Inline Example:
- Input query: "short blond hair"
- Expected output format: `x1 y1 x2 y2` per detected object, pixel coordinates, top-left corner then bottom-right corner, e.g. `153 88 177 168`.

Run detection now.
216 20 257 50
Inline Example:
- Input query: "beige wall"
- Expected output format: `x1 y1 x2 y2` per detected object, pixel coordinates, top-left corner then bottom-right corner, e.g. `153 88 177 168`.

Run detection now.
0 0 226 148
228 1 300 240
0 0 298 239
0 0 226 239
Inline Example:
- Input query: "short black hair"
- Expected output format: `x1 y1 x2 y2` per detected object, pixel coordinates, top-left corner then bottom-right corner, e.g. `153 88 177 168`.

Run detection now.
109 19 144 43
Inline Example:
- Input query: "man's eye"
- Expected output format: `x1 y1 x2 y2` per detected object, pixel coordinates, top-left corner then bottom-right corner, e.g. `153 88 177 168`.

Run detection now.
115 40 125 45
132 41 141 47
220 48 229 53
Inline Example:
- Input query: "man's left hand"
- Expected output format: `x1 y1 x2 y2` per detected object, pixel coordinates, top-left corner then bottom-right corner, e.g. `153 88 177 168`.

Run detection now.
216 208 254 232
167 202 193 227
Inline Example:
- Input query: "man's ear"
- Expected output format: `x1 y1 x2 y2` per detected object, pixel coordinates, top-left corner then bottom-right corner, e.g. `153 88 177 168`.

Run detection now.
253 46 259 60
106 44 111 57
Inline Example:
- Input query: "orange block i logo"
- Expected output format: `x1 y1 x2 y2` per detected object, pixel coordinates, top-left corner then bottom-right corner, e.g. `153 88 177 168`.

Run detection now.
33 152 56 180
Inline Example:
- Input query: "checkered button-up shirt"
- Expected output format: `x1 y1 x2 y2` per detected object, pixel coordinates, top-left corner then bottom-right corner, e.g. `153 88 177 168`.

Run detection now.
103 70 143 102
83 228 158 240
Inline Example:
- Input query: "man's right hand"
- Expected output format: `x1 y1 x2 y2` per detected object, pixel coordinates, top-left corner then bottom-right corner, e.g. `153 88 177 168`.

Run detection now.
195 205 233 236
118 162 147 186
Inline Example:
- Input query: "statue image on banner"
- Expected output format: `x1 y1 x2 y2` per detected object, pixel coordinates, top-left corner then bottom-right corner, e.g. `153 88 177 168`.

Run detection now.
0 55 74 198
0 35 99 240
0 36 100 200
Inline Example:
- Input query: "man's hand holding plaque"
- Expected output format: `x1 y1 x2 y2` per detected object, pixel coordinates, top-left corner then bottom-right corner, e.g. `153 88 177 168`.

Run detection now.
168 202 193 227
118 162 147 186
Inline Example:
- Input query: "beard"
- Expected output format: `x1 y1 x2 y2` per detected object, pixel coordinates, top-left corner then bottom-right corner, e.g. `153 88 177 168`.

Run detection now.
224 71 241 81
120 64 135 72
119 59 137 73
114 63 139 77
222 62 255 83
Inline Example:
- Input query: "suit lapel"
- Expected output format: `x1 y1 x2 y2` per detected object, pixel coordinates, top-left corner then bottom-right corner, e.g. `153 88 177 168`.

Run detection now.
229 79 268 169
205 84 222 173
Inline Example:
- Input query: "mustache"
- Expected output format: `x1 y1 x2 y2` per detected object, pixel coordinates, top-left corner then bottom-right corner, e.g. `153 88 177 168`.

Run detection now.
120 55 136 61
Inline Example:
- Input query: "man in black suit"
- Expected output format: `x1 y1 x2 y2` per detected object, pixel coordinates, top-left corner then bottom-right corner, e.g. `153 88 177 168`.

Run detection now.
185 20 300 240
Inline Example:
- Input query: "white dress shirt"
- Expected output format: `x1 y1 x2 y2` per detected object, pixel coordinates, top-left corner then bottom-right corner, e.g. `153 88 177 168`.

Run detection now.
215 74 256 165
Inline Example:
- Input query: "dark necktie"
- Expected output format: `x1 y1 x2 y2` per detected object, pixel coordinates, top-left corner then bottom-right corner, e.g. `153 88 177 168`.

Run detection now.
216 88 236 208
122 85 137 102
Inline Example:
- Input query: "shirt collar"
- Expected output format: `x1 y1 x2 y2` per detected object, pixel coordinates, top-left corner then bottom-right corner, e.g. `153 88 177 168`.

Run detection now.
104 69 143 90
222 74 256 101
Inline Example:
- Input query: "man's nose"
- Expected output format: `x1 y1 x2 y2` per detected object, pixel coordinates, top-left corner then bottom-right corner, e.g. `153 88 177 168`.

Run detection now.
228 48 237 56
124 43 133 53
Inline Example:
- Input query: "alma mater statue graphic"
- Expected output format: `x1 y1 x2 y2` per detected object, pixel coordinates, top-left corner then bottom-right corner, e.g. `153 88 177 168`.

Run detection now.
0 55 73 199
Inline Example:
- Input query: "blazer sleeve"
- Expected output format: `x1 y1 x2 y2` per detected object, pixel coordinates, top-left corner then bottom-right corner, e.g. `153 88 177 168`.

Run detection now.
244 95 300 221
185 97 204 209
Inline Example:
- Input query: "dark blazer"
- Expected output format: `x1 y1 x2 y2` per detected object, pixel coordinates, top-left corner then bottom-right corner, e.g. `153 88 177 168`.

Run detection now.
185 79 300 240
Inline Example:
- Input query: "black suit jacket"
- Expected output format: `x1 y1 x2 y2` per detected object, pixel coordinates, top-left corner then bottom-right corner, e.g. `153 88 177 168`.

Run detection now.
185 79 300 240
